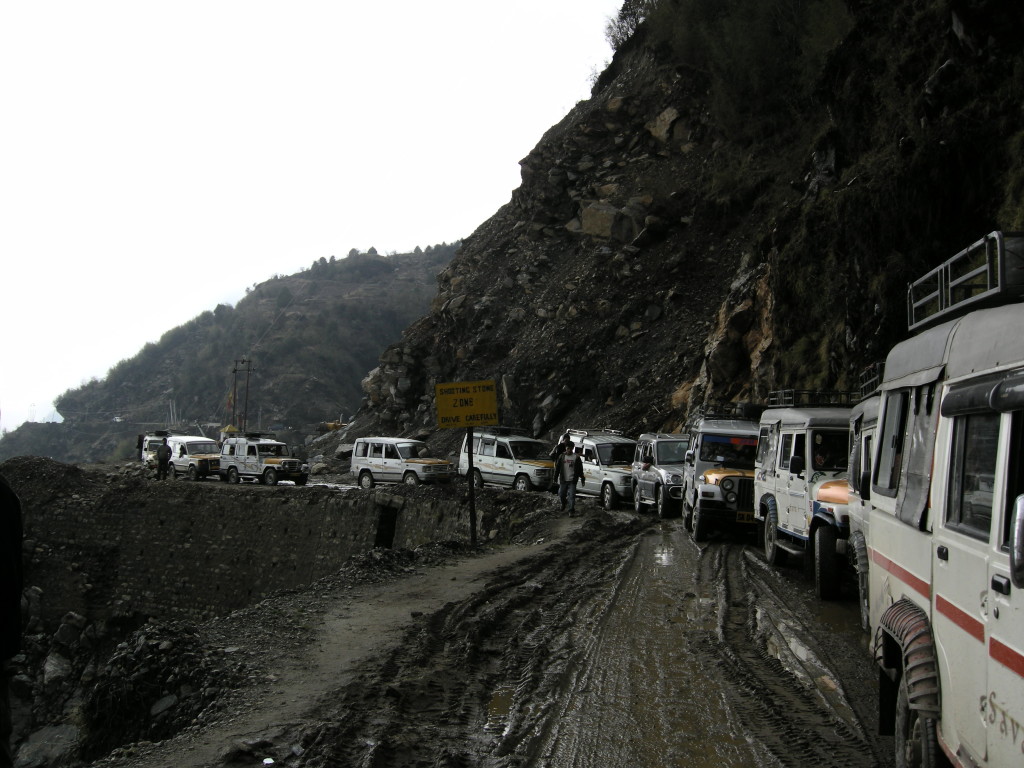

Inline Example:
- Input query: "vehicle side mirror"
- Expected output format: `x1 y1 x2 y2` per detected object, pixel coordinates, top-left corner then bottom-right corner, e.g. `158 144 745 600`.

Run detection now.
790 455 805 476
860 470 872 501
1011 494 1024 589
684 450 694 465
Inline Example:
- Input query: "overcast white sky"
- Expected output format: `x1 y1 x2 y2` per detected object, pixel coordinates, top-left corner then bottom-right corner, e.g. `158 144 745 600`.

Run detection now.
0 0 623 434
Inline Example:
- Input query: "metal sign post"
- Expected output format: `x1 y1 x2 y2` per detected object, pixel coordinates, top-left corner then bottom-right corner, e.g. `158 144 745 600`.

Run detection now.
435 380 498 547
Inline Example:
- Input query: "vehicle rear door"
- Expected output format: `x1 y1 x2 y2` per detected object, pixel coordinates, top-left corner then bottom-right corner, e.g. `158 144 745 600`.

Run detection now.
478 437 498 483
986 409 1024 764
932 406 998 760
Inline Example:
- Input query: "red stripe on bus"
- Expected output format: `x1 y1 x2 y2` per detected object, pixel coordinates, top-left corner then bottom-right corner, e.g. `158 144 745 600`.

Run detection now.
935 595 984 643
990 637 1024 678
869 548 932 599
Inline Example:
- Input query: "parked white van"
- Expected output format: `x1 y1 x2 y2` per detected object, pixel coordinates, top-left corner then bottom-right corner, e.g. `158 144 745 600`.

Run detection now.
563 429 636 509
350 437 454 488
458 429 553 491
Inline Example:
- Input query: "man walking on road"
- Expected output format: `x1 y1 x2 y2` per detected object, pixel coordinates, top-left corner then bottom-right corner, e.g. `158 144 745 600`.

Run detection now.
558 444 585 516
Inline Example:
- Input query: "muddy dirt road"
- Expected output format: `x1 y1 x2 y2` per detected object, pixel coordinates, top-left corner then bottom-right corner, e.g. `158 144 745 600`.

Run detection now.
104 507 892 768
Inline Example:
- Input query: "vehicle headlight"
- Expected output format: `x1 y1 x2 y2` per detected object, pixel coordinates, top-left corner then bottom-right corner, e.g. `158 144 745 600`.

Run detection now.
667 473 683 484
721 478 735 492
726 492 738 503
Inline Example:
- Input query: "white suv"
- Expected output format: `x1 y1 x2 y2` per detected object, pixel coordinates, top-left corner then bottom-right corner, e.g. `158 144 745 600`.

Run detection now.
351 437 455 488
631 433 691 518
166 435 221 481
219 433 309 486
565 429 637 509
458 430 553 491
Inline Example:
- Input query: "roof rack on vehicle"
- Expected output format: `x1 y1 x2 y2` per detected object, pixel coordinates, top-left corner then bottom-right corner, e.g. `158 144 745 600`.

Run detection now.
907 230 1024 332
858 362 885 399
767 390 859 407
567 428 625 437
688 402 766 425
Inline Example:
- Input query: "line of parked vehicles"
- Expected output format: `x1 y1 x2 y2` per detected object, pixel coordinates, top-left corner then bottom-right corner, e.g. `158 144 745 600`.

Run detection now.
144 231 1020 767
141 431 310 485
349 230 1024 768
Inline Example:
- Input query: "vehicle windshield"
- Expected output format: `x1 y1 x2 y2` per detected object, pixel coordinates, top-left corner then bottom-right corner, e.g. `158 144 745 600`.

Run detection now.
699 434 758 468
397 442 432 459
654 440 689 464
597 442 636 465
257 444 289 456
509 440 548 460
187 442 219 455
810 430 849 471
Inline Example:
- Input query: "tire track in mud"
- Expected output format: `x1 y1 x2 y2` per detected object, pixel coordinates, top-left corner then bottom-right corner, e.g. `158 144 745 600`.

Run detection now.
296 515 653 768
295 515 889 768
686 537 888 768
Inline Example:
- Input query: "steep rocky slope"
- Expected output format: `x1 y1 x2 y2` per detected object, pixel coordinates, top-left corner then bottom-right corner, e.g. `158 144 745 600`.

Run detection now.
348 0 1024 450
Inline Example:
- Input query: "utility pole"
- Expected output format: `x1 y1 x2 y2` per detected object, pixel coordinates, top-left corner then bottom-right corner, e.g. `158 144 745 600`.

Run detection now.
232 358 254 431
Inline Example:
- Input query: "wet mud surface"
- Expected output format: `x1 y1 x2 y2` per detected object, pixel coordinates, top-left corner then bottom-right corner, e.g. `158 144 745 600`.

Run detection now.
289 511 892 768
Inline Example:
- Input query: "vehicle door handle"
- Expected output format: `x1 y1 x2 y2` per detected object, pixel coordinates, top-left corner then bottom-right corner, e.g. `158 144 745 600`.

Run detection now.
937 546 949 561
992 574 1012 596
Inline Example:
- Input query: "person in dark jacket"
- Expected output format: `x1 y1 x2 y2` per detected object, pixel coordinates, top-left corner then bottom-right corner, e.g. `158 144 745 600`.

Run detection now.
155 438 172 480
557 444 585 515
1 472 23 768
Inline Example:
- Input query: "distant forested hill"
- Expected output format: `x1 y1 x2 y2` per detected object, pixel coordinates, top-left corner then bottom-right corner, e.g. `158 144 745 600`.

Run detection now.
0 245 458 463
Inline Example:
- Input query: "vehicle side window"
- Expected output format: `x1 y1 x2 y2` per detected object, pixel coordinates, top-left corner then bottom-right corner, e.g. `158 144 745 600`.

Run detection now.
946 411 999 541
480 439 496 457
584 447 597 463
779 434 793 470
355 442 368 458
755 427 770 465
496 443 512 460
370 443 383 458
876 390 910 493
383 444 398 459
247 445 257 456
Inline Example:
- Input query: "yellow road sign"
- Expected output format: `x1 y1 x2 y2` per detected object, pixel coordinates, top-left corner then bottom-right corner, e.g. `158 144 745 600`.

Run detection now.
435 380 498 429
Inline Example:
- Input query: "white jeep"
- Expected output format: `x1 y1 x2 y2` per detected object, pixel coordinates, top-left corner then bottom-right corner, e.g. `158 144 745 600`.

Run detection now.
218 432 309 485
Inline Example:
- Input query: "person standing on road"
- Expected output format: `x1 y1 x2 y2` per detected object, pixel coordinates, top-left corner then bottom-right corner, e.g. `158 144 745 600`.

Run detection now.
155 438 172 480
558 444 585 515
1 472 23 768
136 434 144 462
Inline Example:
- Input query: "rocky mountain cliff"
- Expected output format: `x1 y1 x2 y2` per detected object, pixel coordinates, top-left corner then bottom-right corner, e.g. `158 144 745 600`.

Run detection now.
345 0 1024 453
0 247 457 463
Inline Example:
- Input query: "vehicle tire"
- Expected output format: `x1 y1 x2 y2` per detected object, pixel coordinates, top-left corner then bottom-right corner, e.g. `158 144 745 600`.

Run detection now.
264 468 278 486
764 513 787 566
814 525 840 600
633 484 645 513
404 471 420 486
692 502 709 542
601 483 617 510
359 471 374 489
513 474 532 492
895 674 941 768
472 469 484 489
187 465 199 482
228 467 240 485
656 486 676 519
